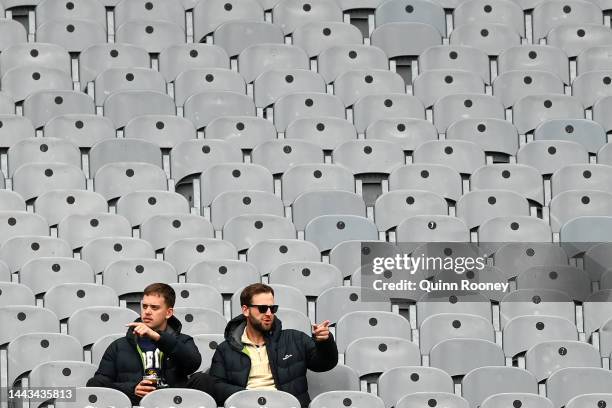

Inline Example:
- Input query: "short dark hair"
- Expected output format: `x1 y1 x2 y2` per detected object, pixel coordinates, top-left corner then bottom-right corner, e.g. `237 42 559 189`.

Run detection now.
143 283 175 308
240 283 274 306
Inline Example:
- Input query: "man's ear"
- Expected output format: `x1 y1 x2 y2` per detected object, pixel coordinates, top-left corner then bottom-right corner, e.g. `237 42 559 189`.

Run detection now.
166 307 173 319
241 305 249 317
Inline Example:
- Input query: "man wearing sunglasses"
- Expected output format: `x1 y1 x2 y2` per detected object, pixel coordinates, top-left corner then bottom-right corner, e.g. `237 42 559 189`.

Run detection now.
210 283 338 407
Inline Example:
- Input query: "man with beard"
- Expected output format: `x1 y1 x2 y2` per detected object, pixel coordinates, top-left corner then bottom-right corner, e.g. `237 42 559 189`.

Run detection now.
86 283 217 405
210 283 338 407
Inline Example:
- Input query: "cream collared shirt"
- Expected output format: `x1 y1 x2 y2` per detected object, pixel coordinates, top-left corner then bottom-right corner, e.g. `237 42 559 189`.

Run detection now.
241 328 277 390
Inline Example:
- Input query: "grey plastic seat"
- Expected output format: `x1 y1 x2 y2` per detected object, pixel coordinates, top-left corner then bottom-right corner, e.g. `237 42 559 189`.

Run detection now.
68 306 139 346
0 261 10 281
141 388 216 408
246 239 320 276
500 288 575 327
413 140 486 175
378 366 453 408
432 265 508 302
0 190 25 212
200 163 273 207
54 387 132 408
583 289 612 336
0 19 27 52
103 259 177 296
335 311 410 353
420 313 494 355
552 164 612 197
45 114 115 148
0 92 15 113
211 191 284 230
36 19 106 53
173 307 227 335
93 162 167 201
116 191 189 227
286 117 356 150
318 45 388 84
585 242 612 281
447 118 519 156
526 340 601 381
272 0 343 35
164 238 237 275
354 94 424 134
7 333 82 387
374 0 445 34
171 283 223 312
0 305 59 346
252 139 324 175
430 338 504 376
184 91 255 130
274 92 346 132
481 394 554 408
389 164 462 202
310 391 385 408
374 190 447 232
493 70 565 108
104 90 175 129
334 69 405 108
316 286 390 323
36 0 106 27
462 367 539 408
307 364 360 400
170 139 242 184
450 22 521 56
419 45 491 84
536 119 606 154
365 119 435 152
396 215 470 242
44 283 118 320
175 68 246 107
193 0 264 42
193 333 225 371
305 215 378 252
503 315 578 357
30 361 96 398
269 261 343 297
517 265 591 301
548 368 612 408
206 116 277 150
115 20 185 53
224 389 300 408
81 237 155 274
371 22 443 58
94 67 166 106
141 214 214 251
593 97 612 132
114 0 185 28
13 163 86 201
534 0 603 42
239 44 310 85
413 70 484 108
397 393 469 408
345 336 421 377
333 140 405 175
186 259 259 294
1 66 72 102
478 216 552 244
8 137 81 177
293 21 363 58
223 214 296 252
550 190 612 233
24 90 95 129
89 139 162 178
432 93 505 132
417 292 492 326
79 43 150 90
20 257 94 296
573 71 612 109
292 190 365 231
159 44 229 83
231 283 307 316
282 163 354 204
0 115 34 148
213 21 284 58
548 24 612 58
499 45 571 84
0 212 48 247
58 213 131 250
566 394 612 408
518 140 588 176
454 0 525 36
578 45 612 74
124 115 195 149
0 283 35 307
254 69 325 108
496 243 568 282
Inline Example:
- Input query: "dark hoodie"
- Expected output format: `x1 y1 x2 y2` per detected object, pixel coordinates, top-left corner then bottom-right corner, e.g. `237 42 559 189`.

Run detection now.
86 316 202 405
209 314 338 408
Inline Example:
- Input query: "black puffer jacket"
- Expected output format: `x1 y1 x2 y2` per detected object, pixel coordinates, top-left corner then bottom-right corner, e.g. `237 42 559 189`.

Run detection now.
209 315 338 408
86 316 202 405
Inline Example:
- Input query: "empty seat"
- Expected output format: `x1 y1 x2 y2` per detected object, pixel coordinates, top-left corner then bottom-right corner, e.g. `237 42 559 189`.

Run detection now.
550 190 612 232
447 118 519 156
13 163 86 201
500 288 575 327
104 90 175 129
316 286 390 324
457 190 530 230
36 0 106 27
430 338 504 376
336 70 405 108
291 190 364 231
419 45 491 84
517 265 591 301
90 139 162 178
58 213 131 250
115 20 185 53
170 139 242 185
335 311 410 353
103 259 177 296
79 43 150 90
92 335 124 366
20 257 94 296
252 139 324 175
293 21 363 58
535 119 606 154
93 162 167 201
214 21 284 58
200 163 273 207
184 91 255 130
493 70 564 108
2 66 72 102
499 45 570 84
230 283 307 316
224 390 300 408
273 0 343 35
114 0 185 28
269 261 342 297
526 340 601 381
593 97 612 132
518 141 589 176
533 0 602 41
397 393 469 408
0 19 27 52
578 45 612 75
159 44 229 82
318 45 388 84
432 93 505 132
94 67 166 106
345 337 421 377
211 191 284 230
482 394 554 408
44 283 118 320
478 216 552 245
375 0 446 34
514 95 586 134
274 92 345 132
548 24 612 58
24 90 95 129
140 388 216 408
164 238 237 275
413 140 486 175
175 68 246 107
68 306 138 346
396 215 470 242
548 368 612 408
192 333 224 371
374 190 447 232
305 215 378 252
239 44 309 84
54 387 131 408
417 293 492 326
450 22 521 56
173 307 227 335
193 0 264 42
0 190 25 212
389 164 461 202
365 119 435 153
0 115 34 149
286 117 356 151
282 163 354 205
371 22 443 58
37 19 106 53
141 214 214 251
116 191 189 227
378 366 453 408
583 289 612 336
421 313 494 355
503 315 578 357
0 282 35 307
566 394 612 408
454 0 525 36
186 259 259 295
585 242 612 281
171 283 223 312
310 391 385 408
45 114 115 148
307 364 360 400
552 164 612 197
223 214 296 252
8 137 80 177
206 116 277 150
246 239 320 276
30 361 98 399
354 94 424 135
81 237 155 274
0 305 59 346
573 71 612 110
333 139 405 175
254 69 325 108
414 70 484 108
462 366 538 408
0 212 48 247
124 115 195 149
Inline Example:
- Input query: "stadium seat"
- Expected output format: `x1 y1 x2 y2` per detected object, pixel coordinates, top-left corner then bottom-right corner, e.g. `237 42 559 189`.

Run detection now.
81 237 155 274
504 313 578 357
273 0 343 35
115 20 185 54
526 340 601 381
307 364 360 399
447 118 519 156
141 388 217 408
417 293 492 326
547 368 612 408
37 19 106 53
192 333 224 372
333 139 405 175
0 115 35 149
335 69 405 107
159 44 229 82
36 0 106 27
430 338 504 376
517 141 589 176
583 289 612 337
193 0 264 42
224 389 300 408
462 366 538 408
79 43 150 90
414 70 484 108
58 213 132 250
24 90 95 129
54 386 132 408
173 307 227 335
212 191 283 230
371 23 443 58
116 191 189 227
396 215 470 242
94 67 167 106
517 265 591 301
293 21 363 58
164 238 238 275
0 305 59 346
354 94 425 134
186 259 260 295
432 94 506 132
316 286 390 324
547 24 612 58
223 214 296 252
269 261 343 297
535 119 606 154
0 236 72 272
499 45 570 84
114 0 186 28
246 239 319 277
0 283 35 308
378 366 453 408
500 288 575 327
20 258 94 296
584 243 612 281
566 394 612 408
2 66 73 102
471 164 543 205
494 70 564 109
175 68 246 107
141 214 214 251
239 44 309 84
292 190 364 231
213 21 284 58
310 391 385 408
184 91 255 130
45 114 116 148
274 92 345 132
578 45 612 74
454 0 525 36
550 190 612 232
374 190 448 232
254 69 326 109
481 394 554 408
305 215 378 252
420 313 495 355
67 306 139 346
251 139 324 175
104 90 176 129
345 337 421 377
206 116 277 150
102 259 178 296
44 283 119 320
93 162 167 202
0 212 48 247
397 393 470 408
0 19 28 52
457 190 530 229
449 23 521 56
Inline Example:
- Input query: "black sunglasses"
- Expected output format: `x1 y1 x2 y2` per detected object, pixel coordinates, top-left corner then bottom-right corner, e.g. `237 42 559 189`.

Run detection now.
248 304 279 314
